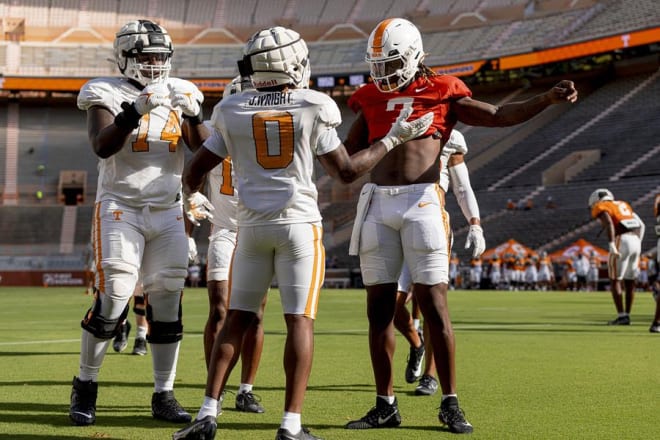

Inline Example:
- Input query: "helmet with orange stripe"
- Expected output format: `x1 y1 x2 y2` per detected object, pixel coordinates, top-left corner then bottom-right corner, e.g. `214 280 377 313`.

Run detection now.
366 18 425 92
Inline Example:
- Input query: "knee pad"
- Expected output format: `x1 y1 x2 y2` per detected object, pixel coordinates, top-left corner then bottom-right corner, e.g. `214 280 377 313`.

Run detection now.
133 294 146 316
81 292 130 339
145 292 183 344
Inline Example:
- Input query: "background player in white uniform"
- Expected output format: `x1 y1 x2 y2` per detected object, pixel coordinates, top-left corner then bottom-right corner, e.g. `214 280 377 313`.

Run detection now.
589 188 645 325
173 26 432 440
70 20 206 426
537 251 554 290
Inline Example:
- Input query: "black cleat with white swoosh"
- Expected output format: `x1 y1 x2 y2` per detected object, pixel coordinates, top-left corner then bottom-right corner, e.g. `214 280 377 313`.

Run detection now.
69 376 97 426
345 397 401 429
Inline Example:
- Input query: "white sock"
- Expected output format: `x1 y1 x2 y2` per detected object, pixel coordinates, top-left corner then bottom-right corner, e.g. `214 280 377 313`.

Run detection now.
377 394 395 405
238 383 253 394
197 396 218 419
442 393 458 402
413 319 421 329
136 325 148 339
151 341 180 392
281 412 301 433
618 312 627 318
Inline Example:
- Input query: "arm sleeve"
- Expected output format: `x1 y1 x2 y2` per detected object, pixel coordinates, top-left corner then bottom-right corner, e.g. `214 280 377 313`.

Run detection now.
449 161 480 222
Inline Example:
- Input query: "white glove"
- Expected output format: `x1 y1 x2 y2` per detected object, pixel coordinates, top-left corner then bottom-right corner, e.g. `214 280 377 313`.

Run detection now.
465 224 485 258
169 84 201 117
380 108 434 152
187 236 198 263
184 192 215 226
133 83 169 115
608 241 620 258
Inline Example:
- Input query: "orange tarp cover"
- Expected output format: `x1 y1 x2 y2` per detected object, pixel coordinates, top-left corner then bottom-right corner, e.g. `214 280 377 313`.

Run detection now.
549 238 608 263
482 239 537 259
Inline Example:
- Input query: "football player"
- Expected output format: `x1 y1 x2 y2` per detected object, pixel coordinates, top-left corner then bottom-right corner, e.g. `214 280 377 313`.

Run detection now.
70 20 208 426
537 250 554 290
173 26 433 440
343 17 577 434
194 78 268 415
589 188 645 325
394 129 486 397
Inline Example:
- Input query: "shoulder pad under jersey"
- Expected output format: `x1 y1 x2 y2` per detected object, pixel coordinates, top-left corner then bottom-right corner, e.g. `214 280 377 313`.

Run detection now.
443 129 468 155
299 89 341 128
77 77 128 111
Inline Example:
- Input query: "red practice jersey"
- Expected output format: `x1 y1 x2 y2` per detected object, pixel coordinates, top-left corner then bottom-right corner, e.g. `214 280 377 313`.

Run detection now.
348 75 472 144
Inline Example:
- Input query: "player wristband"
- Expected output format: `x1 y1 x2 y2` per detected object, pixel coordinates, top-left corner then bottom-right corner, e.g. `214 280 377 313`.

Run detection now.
114 102 141 130
183 107 203 126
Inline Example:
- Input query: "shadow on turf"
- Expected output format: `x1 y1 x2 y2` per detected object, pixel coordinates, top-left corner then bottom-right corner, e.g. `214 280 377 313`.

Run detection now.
0 436 121 440
0 379 209 391
0 351 78 357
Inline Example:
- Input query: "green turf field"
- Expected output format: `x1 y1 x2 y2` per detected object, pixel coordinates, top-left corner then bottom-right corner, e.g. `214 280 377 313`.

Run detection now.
0 286 658 439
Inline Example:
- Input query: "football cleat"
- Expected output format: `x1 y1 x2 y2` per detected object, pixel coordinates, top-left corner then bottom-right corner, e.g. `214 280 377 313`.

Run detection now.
439 396 473 434
415 374 439 396
607 315 630 326
172 415 217 440
235 391 265 413
113 321 131 353
69 376 98 426
405 343 425 384
345 397 401 429
275 426 322 440
152 390 191 423
132 336 148 355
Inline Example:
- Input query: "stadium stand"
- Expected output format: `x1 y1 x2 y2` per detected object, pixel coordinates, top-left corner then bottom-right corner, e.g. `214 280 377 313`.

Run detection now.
2 0 656 76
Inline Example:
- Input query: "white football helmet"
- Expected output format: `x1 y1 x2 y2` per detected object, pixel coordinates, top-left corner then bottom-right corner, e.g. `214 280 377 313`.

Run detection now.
366 18 425 92
222 75 254 99
588 188 614 208
239 27 310 89
114 20 173 87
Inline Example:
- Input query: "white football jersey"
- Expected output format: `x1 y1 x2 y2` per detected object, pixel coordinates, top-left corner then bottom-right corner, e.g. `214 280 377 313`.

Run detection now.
77 76 203 208
203 130 238 230
205 88 342 226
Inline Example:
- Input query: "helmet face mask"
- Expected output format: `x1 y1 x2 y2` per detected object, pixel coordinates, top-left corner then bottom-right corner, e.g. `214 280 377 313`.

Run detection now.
239 27 310 90
114 20 173 87
366 18 424 93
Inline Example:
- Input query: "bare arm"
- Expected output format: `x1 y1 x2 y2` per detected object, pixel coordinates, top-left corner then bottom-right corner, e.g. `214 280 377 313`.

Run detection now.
319 110 434 183
317 140 390 183
182 146 224 195
343 112 369 155
598 211 616 243
181 119 212 152
87 106 134 159
453 80 578 127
